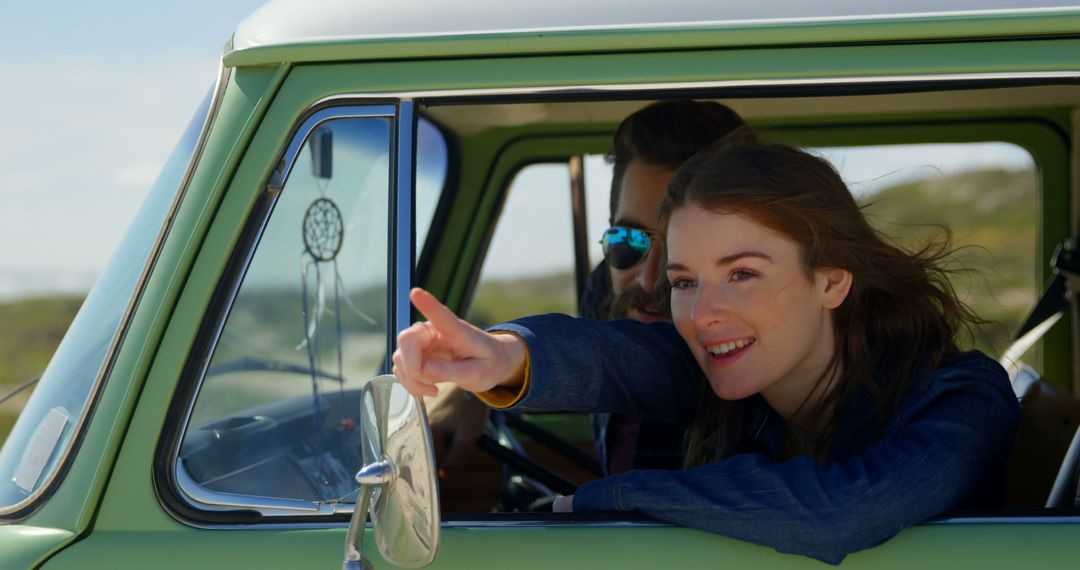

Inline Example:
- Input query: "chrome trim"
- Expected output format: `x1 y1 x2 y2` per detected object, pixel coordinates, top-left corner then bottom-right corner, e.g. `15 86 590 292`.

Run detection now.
391 100 416 351
172 104 396 517
0 52 234 520
175 457 354 516
126 510 1080 532
306 70 1080 104
267 105 396 192
930 515 1080 525
440 518 672 528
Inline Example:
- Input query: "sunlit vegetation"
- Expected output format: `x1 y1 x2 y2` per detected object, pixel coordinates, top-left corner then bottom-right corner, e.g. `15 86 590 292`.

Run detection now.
0 296 83 444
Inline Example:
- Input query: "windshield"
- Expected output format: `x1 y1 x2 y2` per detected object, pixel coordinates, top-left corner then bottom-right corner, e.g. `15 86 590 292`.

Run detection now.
0 88 214 514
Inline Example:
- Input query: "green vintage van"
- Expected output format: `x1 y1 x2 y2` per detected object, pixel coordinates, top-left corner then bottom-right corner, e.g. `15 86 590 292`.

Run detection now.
4 0 1080 567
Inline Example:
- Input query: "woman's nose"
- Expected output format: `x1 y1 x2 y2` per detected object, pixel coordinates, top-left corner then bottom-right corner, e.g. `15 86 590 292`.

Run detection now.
636 244 662 293
690 286 728 327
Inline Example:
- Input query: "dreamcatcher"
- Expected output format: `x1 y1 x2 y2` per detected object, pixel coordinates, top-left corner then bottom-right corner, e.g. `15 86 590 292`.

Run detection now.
294 128 362 499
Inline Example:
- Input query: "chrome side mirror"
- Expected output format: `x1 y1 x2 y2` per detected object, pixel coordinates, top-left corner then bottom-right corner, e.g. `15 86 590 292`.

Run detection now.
344 375 440 569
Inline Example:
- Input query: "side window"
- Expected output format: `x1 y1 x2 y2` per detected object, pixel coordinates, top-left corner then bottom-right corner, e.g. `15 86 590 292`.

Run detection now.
178 114 392 508
467 163 579 326
815 142 1037 360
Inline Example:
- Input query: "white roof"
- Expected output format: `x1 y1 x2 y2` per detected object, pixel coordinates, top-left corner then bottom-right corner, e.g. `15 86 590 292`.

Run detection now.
233 0 1080 51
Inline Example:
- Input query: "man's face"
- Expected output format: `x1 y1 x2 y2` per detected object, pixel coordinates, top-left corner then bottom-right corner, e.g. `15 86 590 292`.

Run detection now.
609 159 675 324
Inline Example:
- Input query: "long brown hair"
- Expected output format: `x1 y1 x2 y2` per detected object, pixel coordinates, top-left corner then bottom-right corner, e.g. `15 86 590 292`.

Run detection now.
659 136 980 466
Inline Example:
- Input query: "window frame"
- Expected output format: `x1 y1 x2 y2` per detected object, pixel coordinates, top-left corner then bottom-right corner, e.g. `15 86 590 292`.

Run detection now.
157 71 1077 528
157 102 415 522
417 89 1074 529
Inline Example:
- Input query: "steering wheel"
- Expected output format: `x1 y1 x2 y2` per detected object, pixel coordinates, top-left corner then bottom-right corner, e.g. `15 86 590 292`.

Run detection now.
476 410 603 511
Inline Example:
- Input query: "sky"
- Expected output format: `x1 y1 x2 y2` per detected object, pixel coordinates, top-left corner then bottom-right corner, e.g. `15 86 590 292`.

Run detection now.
0 1 1037 297
0 1 267 299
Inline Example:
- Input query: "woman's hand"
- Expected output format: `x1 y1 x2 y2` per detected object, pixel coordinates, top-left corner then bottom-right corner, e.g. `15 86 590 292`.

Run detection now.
393 288 527 398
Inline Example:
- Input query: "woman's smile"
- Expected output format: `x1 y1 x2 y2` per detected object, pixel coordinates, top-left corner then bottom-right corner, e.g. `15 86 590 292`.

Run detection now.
702 336 756 364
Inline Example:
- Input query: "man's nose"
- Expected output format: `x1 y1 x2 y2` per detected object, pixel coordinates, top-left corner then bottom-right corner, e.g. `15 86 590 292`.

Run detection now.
637 244 662 293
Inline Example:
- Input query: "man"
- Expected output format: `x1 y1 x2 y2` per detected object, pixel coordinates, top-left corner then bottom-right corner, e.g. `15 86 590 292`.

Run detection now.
428 100 746 476
585 100 745 473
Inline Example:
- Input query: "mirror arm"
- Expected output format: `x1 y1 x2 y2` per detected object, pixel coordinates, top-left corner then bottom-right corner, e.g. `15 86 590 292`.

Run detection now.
344 458 397 570
344 484 375 570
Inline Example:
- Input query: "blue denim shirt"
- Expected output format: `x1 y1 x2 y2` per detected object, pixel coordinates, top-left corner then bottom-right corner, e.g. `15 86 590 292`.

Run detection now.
491 315 1021 564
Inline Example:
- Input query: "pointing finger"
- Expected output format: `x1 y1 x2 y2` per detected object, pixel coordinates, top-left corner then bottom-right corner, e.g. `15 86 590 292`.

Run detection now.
410 288 469 338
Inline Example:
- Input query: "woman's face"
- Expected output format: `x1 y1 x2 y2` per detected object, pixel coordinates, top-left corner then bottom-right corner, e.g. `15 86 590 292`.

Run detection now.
665 205 851 419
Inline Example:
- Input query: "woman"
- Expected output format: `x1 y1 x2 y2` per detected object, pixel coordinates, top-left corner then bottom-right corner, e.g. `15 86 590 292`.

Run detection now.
392 137 1020 564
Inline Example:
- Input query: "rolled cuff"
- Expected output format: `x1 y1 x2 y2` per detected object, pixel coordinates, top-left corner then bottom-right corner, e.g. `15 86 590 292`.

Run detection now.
573 474 626 512
474 331 530 409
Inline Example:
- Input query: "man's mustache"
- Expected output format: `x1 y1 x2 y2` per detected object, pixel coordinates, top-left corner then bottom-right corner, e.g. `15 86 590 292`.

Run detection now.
608 286 663 320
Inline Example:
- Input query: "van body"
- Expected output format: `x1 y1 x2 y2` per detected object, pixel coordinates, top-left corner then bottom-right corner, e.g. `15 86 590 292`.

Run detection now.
3 0 1080 567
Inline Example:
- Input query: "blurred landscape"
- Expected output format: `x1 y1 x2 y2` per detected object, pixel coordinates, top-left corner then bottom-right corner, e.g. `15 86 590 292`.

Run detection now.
0 166 1039 444
0 296 84 442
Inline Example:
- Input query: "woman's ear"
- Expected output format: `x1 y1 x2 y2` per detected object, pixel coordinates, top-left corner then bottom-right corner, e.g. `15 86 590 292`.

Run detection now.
816 267 852 310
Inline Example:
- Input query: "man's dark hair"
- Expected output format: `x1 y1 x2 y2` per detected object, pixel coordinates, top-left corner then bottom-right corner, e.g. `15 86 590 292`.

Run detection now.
607 100 745 220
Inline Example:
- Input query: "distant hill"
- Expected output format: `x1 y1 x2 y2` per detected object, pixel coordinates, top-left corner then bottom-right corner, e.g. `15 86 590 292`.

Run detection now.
861 167 1037 353
0 296 83 443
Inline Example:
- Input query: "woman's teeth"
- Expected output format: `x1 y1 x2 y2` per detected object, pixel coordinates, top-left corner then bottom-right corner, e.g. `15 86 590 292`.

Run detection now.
706 338 755 355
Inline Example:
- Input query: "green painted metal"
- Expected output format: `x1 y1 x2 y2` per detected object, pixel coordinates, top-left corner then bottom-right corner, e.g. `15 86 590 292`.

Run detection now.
223 10 1080 67
242 37 1080 102
0 526 75 569
85 65 293 534
41 516 1080 568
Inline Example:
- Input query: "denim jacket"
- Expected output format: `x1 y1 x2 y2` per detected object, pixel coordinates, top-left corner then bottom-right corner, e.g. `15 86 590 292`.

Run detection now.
490 315 1021 564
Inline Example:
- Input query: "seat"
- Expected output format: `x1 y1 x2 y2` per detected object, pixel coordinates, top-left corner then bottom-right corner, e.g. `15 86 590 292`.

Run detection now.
1004 365 1080 507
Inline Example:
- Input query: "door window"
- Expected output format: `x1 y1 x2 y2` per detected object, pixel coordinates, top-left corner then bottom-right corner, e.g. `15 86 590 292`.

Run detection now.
467 163 580 326
177 113 394 510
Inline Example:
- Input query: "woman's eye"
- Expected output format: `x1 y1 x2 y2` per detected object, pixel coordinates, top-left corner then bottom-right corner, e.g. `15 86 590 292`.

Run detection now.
670 277 695 290
730 269 757 282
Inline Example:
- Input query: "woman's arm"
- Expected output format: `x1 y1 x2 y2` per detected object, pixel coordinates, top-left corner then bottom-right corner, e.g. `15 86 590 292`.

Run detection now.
393 288 703 420
569 355 1020 564
489 314 702 422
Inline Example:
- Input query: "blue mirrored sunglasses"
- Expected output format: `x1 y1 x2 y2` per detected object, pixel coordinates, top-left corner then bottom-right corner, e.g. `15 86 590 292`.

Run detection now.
600 226 658 270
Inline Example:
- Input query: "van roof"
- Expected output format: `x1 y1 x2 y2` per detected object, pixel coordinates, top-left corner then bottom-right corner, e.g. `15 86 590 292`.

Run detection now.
225 0 1080 66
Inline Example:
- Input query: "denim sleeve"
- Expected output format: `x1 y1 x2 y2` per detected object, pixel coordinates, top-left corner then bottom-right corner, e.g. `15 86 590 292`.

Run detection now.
488 314 702 422
572 358 1020 564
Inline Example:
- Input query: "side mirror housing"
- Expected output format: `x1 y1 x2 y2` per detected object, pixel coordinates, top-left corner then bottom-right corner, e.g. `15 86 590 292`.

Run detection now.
344 375 440 569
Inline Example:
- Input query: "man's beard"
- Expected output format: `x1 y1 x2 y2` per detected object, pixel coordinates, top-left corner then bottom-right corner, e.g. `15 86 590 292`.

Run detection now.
607 286 663 320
